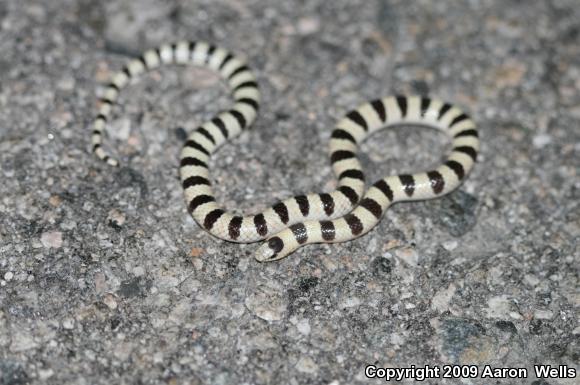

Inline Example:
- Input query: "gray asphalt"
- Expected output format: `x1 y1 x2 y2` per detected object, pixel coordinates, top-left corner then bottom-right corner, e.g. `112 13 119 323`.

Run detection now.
0 1 578 384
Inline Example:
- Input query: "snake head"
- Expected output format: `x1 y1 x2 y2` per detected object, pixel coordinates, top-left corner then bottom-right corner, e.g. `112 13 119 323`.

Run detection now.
254 236 285 262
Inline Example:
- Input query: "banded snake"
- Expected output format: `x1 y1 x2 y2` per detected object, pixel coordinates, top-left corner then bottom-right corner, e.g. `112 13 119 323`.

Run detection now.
91 41 479 261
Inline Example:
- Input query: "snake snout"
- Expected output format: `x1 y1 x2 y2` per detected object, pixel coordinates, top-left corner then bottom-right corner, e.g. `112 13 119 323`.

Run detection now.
254 236 285 262
254 243 276 262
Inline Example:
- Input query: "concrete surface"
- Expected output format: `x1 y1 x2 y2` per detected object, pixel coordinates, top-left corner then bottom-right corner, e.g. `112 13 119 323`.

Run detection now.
0 0 578 384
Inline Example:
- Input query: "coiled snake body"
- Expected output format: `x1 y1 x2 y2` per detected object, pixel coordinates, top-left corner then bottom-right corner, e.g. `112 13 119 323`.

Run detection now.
92 41 479 261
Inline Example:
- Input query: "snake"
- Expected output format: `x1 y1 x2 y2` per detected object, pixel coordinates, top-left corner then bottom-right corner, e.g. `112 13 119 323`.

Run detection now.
91 41 479 262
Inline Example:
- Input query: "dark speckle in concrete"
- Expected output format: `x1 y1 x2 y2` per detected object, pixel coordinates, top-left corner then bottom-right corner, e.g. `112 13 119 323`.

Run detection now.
0 361 28 385
439 318 487 362
296 276 319 293
118 277 148 298
531 380 552 385
433 190 478 237
495 320 518 335
174 126 188 142
371 255 392 277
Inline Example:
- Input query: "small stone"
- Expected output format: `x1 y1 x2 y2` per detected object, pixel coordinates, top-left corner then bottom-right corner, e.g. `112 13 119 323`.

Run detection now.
0 361 28 384
192 257 203 271
109 117 131 141
57 76 75 91
486 295 511 318
495 320 518 334
40 231 63 249
190 247 204 258
113 341 132 361
384 239 403 250
296 356 318 374
432 284 456 312
297 276 319 292
442 240 458 251
118 277 143 298
297 17 320 35
94 62 111 82
103 293 118 310
62 318 75 330
529 319 545 335
340 297 361 309
153 352 164 364
395 247 419 267
438 318 489 362
533 309 553 320
82 202 93 212
537 292 551 307
107 209 126 228
532 134 551 149
245 286 287 322
509 311 523 320
61 220 77 231
175 127 187 141
48 195 62 207
296 319 311 335
4 271 14 281
94 272 106 293
523 274 540 286
434 191 478 237
38 368 55 380
10 330 38 352
366 237 378 253
493 60 526 88
371 256 392 277
127 134 140 147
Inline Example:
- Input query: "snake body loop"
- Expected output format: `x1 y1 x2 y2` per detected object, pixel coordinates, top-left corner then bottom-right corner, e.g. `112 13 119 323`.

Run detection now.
91 41 479 261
